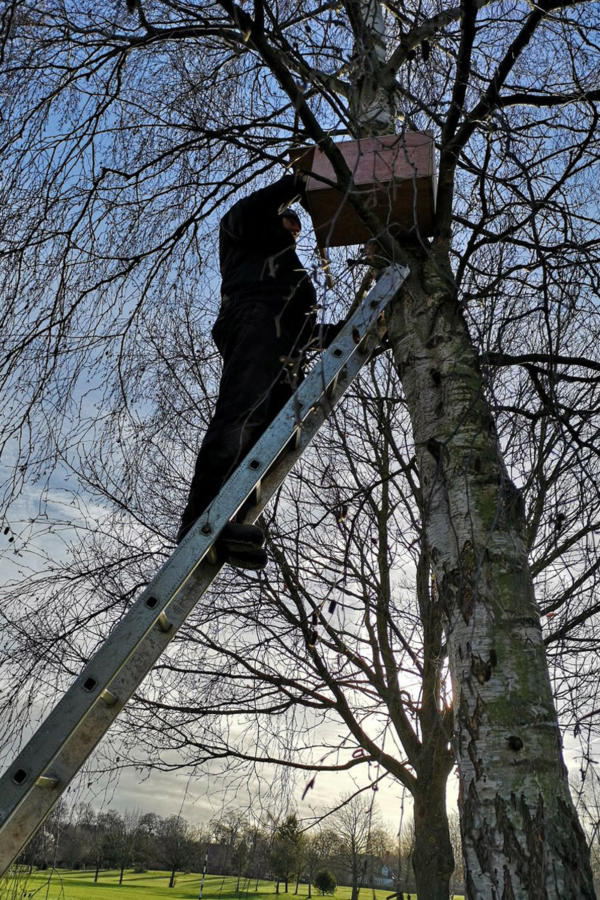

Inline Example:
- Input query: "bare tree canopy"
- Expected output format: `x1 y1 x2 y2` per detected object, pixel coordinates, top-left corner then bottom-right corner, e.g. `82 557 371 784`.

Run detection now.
2 1 600 897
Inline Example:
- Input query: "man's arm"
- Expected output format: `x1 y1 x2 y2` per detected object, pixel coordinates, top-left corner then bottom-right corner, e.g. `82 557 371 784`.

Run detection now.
221 174 306 243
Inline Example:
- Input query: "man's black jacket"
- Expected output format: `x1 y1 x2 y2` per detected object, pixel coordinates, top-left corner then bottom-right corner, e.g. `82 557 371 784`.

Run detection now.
219 175 317 337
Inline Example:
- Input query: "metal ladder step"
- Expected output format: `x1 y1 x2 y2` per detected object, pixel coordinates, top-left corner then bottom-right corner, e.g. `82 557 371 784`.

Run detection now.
0 264 408 875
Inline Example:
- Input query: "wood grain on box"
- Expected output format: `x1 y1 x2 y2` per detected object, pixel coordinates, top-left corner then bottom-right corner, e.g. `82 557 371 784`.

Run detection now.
290 133 435 247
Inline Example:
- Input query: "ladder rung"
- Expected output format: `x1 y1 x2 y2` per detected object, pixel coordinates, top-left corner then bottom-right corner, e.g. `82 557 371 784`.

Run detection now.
156 612 172 633
35 776 58 789
206 546 219 565
100 688 118 706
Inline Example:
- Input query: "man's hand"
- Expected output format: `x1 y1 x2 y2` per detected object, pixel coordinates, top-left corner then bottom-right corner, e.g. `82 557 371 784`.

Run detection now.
293 172 310 210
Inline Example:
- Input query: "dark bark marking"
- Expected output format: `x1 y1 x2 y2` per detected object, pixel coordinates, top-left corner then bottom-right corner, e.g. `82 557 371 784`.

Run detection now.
549 796 596 897
425 333 446 349
471 652 493 683
492 792 548 899
396 351 415 379
521 794 547 896
465 870 477 899
470 752 484 780
501 866 516 900
463 693 485 779
506 736 523 752
470 783 495 872
509 616 539 629
465 694 484 740
426 436 443 463
458 540 476 623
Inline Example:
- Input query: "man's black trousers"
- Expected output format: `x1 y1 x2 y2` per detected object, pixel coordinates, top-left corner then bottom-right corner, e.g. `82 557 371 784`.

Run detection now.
179 301 307 535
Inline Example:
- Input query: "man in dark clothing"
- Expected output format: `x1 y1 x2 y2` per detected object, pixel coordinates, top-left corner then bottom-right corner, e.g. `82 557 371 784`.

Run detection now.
177 174 341 567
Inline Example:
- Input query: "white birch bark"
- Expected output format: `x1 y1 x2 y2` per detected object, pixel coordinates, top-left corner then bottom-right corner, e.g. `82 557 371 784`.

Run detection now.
387 255 594 898
347 0 395 134
346 3 595 895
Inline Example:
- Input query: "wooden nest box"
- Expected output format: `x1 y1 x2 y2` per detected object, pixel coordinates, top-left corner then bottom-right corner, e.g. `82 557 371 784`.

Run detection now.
290 132 435 247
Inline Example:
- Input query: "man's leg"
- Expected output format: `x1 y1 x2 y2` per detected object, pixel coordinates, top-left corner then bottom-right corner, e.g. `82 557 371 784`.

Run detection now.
178 304 297 546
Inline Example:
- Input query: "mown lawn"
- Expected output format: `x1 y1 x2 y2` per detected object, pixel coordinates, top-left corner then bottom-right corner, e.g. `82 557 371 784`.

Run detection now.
0 870 463 900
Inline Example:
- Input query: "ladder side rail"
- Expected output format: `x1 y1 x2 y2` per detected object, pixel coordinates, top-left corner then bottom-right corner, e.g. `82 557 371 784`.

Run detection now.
0 264 408 873
0 262 405 813
0 323 373 873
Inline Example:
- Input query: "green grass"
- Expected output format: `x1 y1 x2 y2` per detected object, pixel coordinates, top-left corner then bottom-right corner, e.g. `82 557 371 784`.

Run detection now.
0 870 463 900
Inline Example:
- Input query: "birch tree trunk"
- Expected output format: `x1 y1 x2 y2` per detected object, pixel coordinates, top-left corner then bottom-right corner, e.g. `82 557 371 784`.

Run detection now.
348 4 455 898
346 0 394 133
387 247 595 897
346 2 595 894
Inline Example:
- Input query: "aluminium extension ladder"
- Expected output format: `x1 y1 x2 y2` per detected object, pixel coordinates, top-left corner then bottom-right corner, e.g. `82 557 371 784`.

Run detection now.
0 264 408 875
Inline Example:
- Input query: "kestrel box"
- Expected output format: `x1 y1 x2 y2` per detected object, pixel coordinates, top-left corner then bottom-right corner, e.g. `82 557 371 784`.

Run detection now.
290 132 436 247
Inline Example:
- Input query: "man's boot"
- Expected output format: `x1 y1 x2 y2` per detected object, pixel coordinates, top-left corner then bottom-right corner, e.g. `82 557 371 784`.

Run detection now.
176 519 267 570
217 522 267 570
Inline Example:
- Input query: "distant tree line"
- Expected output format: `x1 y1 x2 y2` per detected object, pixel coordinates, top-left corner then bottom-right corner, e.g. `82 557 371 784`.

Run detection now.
16 796 466 895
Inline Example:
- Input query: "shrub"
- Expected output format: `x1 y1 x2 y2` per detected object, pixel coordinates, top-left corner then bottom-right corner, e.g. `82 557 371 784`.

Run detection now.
314 870 337 895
